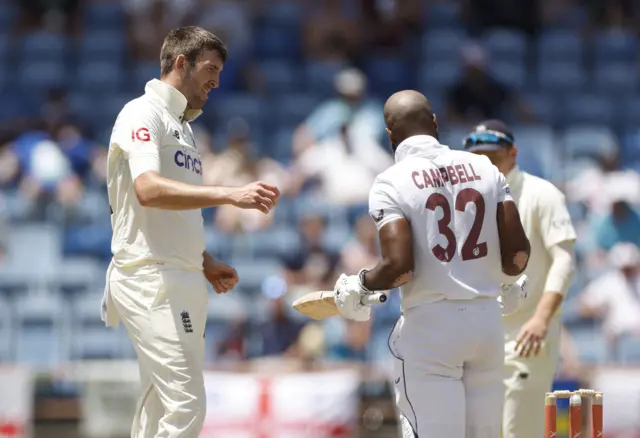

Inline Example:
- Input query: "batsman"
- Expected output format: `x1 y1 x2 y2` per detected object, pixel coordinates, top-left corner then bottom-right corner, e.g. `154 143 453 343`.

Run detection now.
463 120 577 438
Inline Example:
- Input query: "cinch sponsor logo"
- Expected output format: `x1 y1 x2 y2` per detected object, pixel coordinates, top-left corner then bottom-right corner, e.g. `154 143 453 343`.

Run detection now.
174 150 202 174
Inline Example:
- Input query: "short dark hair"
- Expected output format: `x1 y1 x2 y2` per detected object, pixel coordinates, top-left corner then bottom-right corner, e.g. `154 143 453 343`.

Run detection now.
160 26 227 77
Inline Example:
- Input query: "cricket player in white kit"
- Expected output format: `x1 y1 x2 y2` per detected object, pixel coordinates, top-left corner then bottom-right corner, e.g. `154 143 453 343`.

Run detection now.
333 91 531 438
103 27 280 438
463 120 577 438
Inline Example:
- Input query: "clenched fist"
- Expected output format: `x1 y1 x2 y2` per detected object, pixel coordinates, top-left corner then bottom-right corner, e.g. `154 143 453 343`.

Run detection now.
229 181 280 214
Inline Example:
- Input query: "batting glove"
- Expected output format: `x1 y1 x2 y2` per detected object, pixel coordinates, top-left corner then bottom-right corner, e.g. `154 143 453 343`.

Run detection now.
333 272 372 322
499 274 529 315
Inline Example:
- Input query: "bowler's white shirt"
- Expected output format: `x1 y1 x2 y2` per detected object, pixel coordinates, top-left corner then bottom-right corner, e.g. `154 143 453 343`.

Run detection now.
369 135 512 311
501 168 577 334
107 79 206 272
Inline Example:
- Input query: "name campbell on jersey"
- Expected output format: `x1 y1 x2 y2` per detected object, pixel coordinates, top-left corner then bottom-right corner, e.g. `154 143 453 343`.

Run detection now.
369 135 513 310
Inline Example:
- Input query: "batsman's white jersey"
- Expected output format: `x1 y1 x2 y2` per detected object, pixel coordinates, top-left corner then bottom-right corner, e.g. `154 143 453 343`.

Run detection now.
372 135 511 438
501 167 576 438
370 136 512 310
104 79 210 437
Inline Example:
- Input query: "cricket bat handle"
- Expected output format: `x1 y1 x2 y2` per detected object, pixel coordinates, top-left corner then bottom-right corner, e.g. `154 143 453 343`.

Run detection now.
361 293 387 305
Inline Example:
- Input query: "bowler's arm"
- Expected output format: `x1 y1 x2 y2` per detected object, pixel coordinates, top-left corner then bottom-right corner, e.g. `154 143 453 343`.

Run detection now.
202 250 216 268
134 171 239 210
360 176 414 291
533 241 575 324
533 190 578 324
117 106 275 211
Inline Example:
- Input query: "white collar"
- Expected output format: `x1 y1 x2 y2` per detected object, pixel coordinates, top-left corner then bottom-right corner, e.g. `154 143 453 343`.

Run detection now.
145 79 203 122
394 135 446 163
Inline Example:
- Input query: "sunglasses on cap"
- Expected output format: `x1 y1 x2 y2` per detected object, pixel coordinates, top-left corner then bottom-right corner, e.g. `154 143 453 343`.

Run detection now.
463 129 514 151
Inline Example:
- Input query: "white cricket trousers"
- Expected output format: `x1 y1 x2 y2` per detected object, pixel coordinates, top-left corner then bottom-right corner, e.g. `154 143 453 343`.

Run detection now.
109 267 209 438
389 297 504 438
502 319 560 438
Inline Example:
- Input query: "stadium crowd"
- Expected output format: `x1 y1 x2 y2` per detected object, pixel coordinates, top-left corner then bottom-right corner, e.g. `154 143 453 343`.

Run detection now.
0 0 640 387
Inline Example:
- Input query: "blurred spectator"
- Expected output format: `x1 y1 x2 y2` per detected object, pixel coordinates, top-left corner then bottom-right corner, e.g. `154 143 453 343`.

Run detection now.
283 213 340 291
586 0 639 29
0 195 7 261
340 213 380 274
125 0 196 61
445 44 534 125
216 317 250 362
197 0 252 54
590 172 640 251
35 89 108 187
540 0 587 28
55 124 103 184
253 284 305 358
304 0 362 62
565 154 621 216
579 243 640 344
0 122 82 220
41 89 73 133
360 0 423 49
293 68 385 154
462 0 540 36
292 123 392 207
296 322 326 363
14 0 81 35
324 318 373 361
0 142 19 188
205 119 291 233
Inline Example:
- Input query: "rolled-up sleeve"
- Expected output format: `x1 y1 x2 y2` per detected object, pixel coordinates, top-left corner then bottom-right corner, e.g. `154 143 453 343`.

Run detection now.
542 240 576 295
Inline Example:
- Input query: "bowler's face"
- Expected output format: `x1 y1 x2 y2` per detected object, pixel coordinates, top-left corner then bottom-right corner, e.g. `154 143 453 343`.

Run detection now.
185 50 224 109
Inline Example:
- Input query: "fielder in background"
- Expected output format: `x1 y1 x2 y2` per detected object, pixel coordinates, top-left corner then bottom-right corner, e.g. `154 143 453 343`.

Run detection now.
103 26 279 437
333 90 531 438
464 120 577 438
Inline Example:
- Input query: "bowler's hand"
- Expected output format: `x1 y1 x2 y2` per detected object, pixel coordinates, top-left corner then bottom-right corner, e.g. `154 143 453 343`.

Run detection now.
230 181 280 214
515 316 548 357
204 258 239 294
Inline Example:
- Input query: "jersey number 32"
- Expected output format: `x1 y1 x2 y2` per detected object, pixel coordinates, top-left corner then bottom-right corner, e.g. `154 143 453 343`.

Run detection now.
426 188 487 262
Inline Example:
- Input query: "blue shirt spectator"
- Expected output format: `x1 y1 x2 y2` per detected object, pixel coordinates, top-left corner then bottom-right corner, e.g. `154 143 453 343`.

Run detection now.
593 201 640 251
294 68 385 155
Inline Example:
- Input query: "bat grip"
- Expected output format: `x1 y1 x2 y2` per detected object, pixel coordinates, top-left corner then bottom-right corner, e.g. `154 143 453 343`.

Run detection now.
361 293 387 305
